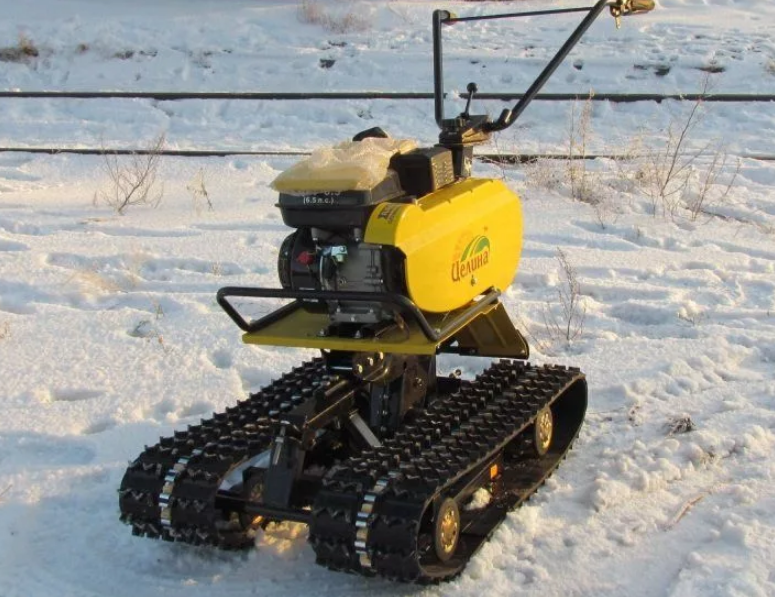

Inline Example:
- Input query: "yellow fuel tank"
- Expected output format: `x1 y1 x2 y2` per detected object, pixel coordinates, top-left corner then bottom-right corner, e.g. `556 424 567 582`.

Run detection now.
364 178 523 313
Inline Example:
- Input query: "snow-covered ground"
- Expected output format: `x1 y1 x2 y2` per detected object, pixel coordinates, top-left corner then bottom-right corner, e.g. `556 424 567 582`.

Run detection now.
1 1 774 596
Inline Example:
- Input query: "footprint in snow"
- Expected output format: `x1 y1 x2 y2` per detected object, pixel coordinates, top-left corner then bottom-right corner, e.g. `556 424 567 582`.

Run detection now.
152 399 177 419
89 226 199 239
210 348 233 369
0 433 95 466
241 234 258 246
179 401 212 418
0 298 37 315
0 238 29 251
0 168 41 183
0 154 33 168
608 302 675 327
52 389 104 402
82 419 117 435
239 366 272 392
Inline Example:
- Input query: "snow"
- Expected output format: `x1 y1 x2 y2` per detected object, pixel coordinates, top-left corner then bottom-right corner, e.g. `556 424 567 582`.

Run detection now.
1 1 774 596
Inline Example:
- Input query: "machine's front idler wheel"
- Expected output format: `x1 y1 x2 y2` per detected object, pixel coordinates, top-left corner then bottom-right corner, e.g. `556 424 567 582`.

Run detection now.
433 498 460 562
534 407 553 456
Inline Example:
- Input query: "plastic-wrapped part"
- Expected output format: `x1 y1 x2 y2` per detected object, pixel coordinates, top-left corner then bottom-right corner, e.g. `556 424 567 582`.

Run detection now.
271 137 417 193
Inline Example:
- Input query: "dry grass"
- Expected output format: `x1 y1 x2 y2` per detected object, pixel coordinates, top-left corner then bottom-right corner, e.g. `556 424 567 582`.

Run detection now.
567 91 598 204
93 133 166 215
0 34 39 64
128 301 168 352
667 414 696 435
684 152 740 221
521 93 621 228
187 168 213 214
297 0 371 34
664 494 705 529
518 74 740 225
540 248 587 348
629 75 740 221
522 158 565 194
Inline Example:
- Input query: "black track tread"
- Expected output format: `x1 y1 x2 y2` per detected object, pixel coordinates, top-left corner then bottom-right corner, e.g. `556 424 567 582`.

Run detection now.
120 359 585 582
308 361 585 583
118 357 330 547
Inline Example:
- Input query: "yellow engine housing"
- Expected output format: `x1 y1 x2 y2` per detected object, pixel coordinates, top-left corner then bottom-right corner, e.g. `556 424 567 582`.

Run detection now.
365 178 523 313
237 176 528 358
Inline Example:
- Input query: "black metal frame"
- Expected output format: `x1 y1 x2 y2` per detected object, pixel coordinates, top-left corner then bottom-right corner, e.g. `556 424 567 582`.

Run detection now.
216 286 501 343
216 494 313 524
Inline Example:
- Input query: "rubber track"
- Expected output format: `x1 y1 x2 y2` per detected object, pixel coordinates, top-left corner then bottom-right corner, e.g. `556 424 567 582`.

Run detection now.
118 357 331 547
309 361 585 582
120 358 584 582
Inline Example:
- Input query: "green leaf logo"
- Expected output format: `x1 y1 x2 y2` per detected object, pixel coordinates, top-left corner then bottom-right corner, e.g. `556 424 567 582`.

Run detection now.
452 235 491 282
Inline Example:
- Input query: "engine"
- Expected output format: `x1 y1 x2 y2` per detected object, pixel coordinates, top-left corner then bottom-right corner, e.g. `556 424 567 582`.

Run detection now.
274 139 523 328
277 226 406 325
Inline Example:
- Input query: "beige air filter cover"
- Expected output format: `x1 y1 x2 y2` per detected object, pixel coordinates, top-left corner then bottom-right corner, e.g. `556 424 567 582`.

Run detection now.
271 137 418 193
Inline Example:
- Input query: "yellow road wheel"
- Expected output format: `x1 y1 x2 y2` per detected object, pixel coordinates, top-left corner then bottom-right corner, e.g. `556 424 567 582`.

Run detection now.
434 498 460 562
534 407 554 456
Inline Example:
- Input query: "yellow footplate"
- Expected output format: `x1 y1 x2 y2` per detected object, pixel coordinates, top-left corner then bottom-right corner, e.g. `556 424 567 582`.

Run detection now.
241 301 528 358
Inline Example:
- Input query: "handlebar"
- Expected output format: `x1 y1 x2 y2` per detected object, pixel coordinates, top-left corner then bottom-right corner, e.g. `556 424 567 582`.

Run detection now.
433 0 655 135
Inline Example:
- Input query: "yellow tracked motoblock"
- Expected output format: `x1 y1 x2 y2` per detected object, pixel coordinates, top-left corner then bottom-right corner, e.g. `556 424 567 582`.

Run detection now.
120 0 655 584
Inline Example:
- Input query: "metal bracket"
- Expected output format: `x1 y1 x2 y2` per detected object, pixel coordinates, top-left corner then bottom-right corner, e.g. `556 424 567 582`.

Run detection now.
216 286 501 343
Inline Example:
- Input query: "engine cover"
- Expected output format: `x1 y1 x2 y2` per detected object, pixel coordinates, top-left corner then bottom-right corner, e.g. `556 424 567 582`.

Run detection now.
364 178 522 313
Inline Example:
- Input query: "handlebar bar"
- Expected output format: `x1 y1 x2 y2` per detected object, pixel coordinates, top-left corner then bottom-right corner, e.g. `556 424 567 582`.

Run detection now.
433 0 656 135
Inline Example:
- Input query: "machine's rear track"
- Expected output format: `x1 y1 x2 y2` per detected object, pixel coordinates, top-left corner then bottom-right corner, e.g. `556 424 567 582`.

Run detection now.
120 359 586 582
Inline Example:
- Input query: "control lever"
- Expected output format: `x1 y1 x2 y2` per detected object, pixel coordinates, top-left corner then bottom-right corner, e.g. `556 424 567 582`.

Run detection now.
461 82 478 120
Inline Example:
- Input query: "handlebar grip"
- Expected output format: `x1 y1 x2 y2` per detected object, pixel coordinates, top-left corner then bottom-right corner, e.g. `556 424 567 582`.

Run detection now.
629 0 656 12
610 0 655 18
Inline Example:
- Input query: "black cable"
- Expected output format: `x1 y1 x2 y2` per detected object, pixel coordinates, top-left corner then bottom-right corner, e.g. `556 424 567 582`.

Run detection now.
0 147 772 162
0 91 773 102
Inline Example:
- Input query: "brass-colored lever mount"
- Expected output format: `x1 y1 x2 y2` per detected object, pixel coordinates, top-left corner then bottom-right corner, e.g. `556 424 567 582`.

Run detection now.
610 0 656 27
